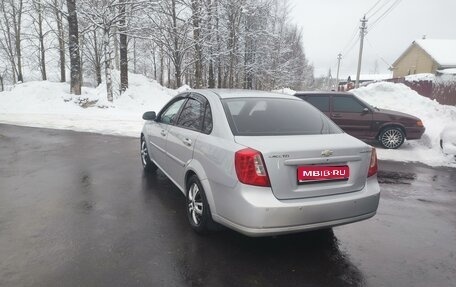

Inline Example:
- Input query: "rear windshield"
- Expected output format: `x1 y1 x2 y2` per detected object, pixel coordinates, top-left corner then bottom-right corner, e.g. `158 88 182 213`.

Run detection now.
222 97 342 136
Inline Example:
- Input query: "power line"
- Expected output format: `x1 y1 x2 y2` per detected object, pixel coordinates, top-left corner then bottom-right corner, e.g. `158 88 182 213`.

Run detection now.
343 34 360 58
339 0 381 59
340 0 384 57
341 23 360 55
365 38 393 69
368 0 402 32
336 0 402 82
365 0 382 17
367 0 393 19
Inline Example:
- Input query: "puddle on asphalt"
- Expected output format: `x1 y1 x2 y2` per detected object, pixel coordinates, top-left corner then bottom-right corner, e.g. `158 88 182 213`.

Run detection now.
77 200 96 213
377 170 416 184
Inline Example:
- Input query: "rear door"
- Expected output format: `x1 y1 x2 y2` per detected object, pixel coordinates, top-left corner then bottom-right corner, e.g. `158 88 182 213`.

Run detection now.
303 95 330 117
165 93 207 189
330 95 373 138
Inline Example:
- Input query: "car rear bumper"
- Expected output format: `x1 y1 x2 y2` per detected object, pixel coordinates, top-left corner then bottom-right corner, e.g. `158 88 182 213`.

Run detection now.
211 176 380 237
406 126 425 140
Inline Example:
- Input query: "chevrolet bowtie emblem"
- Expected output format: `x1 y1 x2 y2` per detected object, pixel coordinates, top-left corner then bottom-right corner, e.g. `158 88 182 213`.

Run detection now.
321 150 333 157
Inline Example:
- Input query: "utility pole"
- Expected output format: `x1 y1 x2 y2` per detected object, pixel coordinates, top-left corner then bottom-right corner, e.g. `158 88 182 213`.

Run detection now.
355 15 367 88
336 53 342 91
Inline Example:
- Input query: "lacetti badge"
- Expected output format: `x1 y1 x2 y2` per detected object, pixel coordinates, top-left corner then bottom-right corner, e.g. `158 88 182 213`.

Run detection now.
321 150 333 157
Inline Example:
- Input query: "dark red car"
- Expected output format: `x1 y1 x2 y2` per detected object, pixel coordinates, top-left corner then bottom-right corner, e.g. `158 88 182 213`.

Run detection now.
295 91 425 149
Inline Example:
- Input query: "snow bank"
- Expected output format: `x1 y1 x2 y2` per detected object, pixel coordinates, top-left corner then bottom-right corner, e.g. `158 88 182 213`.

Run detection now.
437 68 456 75
352 82 456 167
177 84 192 93
404 73 435 82
0 73 177 137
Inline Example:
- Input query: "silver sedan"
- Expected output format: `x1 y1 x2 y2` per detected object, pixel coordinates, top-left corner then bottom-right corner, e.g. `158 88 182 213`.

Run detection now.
140 90 380 237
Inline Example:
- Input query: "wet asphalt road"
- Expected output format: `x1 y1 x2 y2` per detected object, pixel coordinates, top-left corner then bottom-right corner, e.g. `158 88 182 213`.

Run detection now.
1 124 455 287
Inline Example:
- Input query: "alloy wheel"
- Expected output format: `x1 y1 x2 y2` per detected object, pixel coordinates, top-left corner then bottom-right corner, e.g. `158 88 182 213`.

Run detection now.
187 183 203 225
381 129 403 149
141 140 148 166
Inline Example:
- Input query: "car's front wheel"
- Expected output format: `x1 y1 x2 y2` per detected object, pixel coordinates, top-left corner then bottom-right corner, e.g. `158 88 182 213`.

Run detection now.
140 135 157 172
379 127 405 149
186 175 215 234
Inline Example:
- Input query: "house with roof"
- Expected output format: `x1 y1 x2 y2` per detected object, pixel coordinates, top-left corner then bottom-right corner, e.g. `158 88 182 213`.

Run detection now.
392 39 456 78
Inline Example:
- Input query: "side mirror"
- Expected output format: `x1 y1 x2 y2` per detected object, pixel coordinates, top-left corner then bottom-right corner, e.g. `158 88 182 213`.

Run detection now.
362 107 370 114
142 111 156 121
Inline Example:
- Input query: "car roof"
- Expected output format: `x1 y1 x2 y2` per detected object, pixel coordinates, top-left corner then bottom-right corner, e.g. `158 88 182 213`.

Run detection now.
294 91 355 96
190 89 300 100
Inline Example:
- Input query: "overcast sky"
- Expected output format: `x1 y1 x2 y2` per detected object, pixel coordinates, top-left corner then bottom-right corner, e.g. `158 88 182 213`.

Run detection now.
288 0 456 78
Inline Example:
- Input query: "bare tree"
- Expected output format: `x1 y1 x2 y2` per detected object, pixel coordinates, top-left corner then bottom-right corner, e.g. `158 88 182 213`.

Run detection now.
0 0 24 83
78 0 116 101
0 0 313 92
191 0 203 88
83 28 102 85
66 0 81 94
205 0 216 88
78 0 142 100
225 0 243 88
0 68 5 91
29 0 48 80
53 0 66 82
119 0 127 93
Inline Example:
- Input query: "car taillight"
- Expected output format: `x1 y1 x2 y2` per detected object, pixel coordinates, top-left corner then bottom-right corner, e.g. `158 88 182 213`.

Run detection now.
367 148 378 177
235 148 270 187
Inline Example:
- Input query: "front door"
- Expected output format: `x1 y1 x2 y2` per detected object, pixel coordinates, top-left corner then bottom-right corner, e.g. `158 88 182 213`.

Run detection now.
330 95 373 139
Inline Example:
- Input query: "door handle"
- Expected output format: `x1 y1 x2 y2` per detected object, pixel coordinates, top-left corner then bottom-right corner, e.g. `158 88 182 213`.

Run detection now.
332 113 342 118
160 130 166 136
182 138 192 146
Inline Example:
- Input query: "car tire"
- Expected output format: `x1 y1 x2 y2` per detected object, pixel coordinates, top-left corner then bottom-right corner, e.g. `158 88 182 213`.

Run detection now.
379 127 405 149
140 135 157 172
186 175 215 234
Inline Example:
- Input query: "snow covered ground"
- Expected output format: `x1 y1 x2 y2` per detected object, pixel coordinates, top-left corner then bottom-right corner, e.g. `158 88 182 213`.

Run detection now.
1 76 455 167
0 73 179 137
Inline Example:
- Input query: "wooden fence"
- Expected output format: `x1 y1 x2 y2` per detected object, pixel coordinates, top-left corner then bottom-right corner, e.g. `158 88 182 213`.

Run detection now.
387 77 456 106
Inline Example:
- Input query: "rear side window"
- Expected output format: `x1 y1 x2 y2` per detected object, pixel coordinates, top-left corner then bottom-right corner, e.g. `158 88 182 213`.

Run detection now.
202 102 213 134
305 96 329 112
333 96 365 113
177 98 204 131
222 98 342 136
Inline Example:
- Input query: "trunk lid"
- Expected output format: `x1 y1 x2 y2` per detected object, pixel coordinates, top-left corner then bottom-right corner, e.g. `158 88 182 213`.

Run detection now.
235 134 372 199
